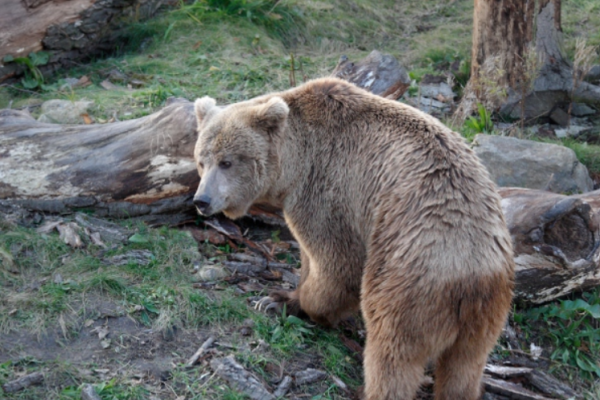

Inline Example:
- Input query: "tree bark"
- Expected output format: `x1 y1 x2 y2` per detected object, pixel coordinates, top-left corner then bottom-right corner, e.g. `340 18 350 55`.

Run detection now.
471 0 535 92
460 0 600 123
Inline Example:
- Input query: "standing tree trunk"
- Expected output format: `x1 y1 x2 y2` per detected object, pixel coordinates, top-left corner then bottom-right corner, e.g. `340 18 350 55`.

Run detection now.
457 0 600 124
470 0 535 93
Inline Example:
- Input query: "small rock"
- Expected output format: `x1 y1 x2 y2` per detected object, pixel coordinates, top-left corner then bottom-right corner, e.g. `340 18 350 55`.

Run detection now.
585 65 600 84
549 107 569 127
100 79 120 90
554 125 589 138
108 69 128 83
240 318 255 336
571 103 596 117
60 77 80 90
419 82 456 101
198 264 230 281
53 273 63 284
536 124 557 139
37 99 94 124
81 383 102 400
130 79 145 88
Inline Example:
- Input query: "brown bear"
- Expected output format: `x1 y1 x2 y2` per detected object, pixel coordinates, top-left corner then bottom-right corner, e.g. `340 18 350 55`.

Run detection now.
192 77 514 400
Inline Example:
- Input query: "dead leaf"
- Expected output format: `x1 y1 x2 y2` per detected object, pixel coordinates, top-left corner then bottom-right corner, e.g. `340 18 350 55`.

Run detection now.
189 227 226 245
75 76 92 88
209 66 220 71
84 319 94 327
101 339 111 349
81 113 93 124
192 41 202 50
89 232 106 248
8 309 17 315
97 326 109 340
56 222 83 248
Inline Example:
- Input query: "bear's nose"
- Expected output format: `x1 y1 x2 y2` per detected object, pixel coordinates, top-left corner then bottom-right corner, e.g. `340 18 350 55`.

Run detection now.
193 195 211 214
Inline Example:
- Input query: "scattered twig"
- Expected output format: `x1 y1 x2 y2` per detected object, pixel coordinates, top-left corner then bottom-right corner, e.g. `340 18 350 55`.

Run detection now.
2 371 44 393
273 375 292 398
294 368 327 386
186 336 216 368
210 355 275 400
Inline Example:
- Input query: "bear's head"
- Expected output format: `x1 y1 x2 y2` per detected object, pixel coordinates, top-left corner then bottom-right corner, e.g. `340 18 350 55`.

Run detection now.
192 95 289 219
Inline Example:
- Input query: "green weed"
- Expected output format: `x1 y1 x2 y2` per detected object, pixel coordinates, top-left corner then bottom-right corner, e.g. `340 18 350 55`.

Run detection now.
524 289 600 380
560 139 600 176
464 103 493 134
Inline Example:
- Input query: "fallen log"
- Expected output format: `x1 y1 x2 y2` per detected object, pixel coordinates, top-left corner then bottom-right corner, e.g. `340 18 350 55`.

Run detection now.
500 187 600 304
0 98 199 225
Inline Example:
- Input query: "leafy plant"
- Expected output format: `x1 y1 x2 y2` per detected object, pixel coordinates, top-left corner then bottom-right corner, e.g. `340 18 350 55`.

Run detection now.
3 52 50 89
464 103 493 134
525 291 600 379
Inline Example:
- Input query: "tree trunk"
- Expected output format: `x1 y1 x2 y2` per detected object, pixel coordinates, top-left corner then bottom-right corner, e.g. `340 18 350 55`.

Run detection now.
471 0 535 92
459 0 600 124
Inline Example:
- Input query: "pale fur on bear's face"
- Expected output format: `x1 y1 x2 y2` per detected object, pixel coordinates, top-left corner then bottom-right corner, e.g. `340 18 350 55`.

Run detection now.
193 95 289 219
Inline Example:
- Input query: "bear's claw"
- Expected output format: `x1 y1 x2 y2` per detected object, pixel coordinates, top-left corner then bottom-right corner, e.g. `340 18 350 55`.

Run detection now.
254 296 281 312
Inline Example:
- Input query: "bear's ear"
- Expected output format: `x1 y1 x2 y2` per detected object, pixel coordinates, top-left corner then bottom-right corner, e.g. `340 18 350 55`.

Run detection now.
252 97 289 135
194 96 217 126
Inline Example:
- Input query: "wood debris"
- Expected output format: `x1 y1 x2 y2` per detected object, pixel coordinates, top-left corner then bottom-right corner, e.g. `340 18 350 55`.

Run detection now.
2 371 44 393
186 336 216 368
210 355 275 400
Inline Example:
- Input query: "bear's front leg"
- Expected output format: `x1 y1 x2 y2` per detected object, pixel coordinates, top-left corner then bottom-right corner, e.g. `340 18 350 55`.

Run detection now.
256 247 361 328
254 248 311 318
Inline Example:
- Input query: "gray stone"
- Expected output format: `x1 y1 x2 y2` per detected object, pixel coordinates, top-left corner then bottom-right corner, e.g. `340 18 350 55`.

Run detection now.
108 69 128 83
38 99 94 124
420 82 456 100
585 65 600 84
554 125 589 139
571 103 596 117
472 134 593 194
549 107 569 127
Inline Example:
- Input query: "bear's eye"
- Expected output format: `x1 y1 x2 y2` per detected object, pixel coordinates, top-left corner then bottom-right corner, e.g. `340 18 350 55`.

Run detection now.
219 161 232 169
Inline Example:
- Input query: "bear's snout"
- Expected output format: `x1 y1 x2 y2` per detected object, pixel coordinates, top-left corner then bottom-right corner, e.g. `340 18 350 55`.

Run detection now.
193 194 212 215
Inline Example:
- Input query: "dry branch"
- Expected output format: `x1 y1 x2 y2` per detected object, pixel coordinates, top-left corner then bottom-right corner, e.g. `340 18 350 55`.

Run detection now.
1 371 44 393
186 336 216 368
210 355 275 400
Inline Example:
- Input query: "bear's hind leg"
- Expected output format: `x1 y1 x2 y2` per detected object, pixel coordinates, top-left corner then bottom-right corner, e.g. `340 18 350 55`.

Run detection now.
363 333 427 400
433 334 490 400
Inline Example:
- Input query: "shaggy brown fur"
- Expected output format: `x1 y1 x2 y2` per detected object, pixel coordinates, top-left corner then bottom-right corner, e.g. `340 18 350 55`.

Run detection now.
192 78 515 400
